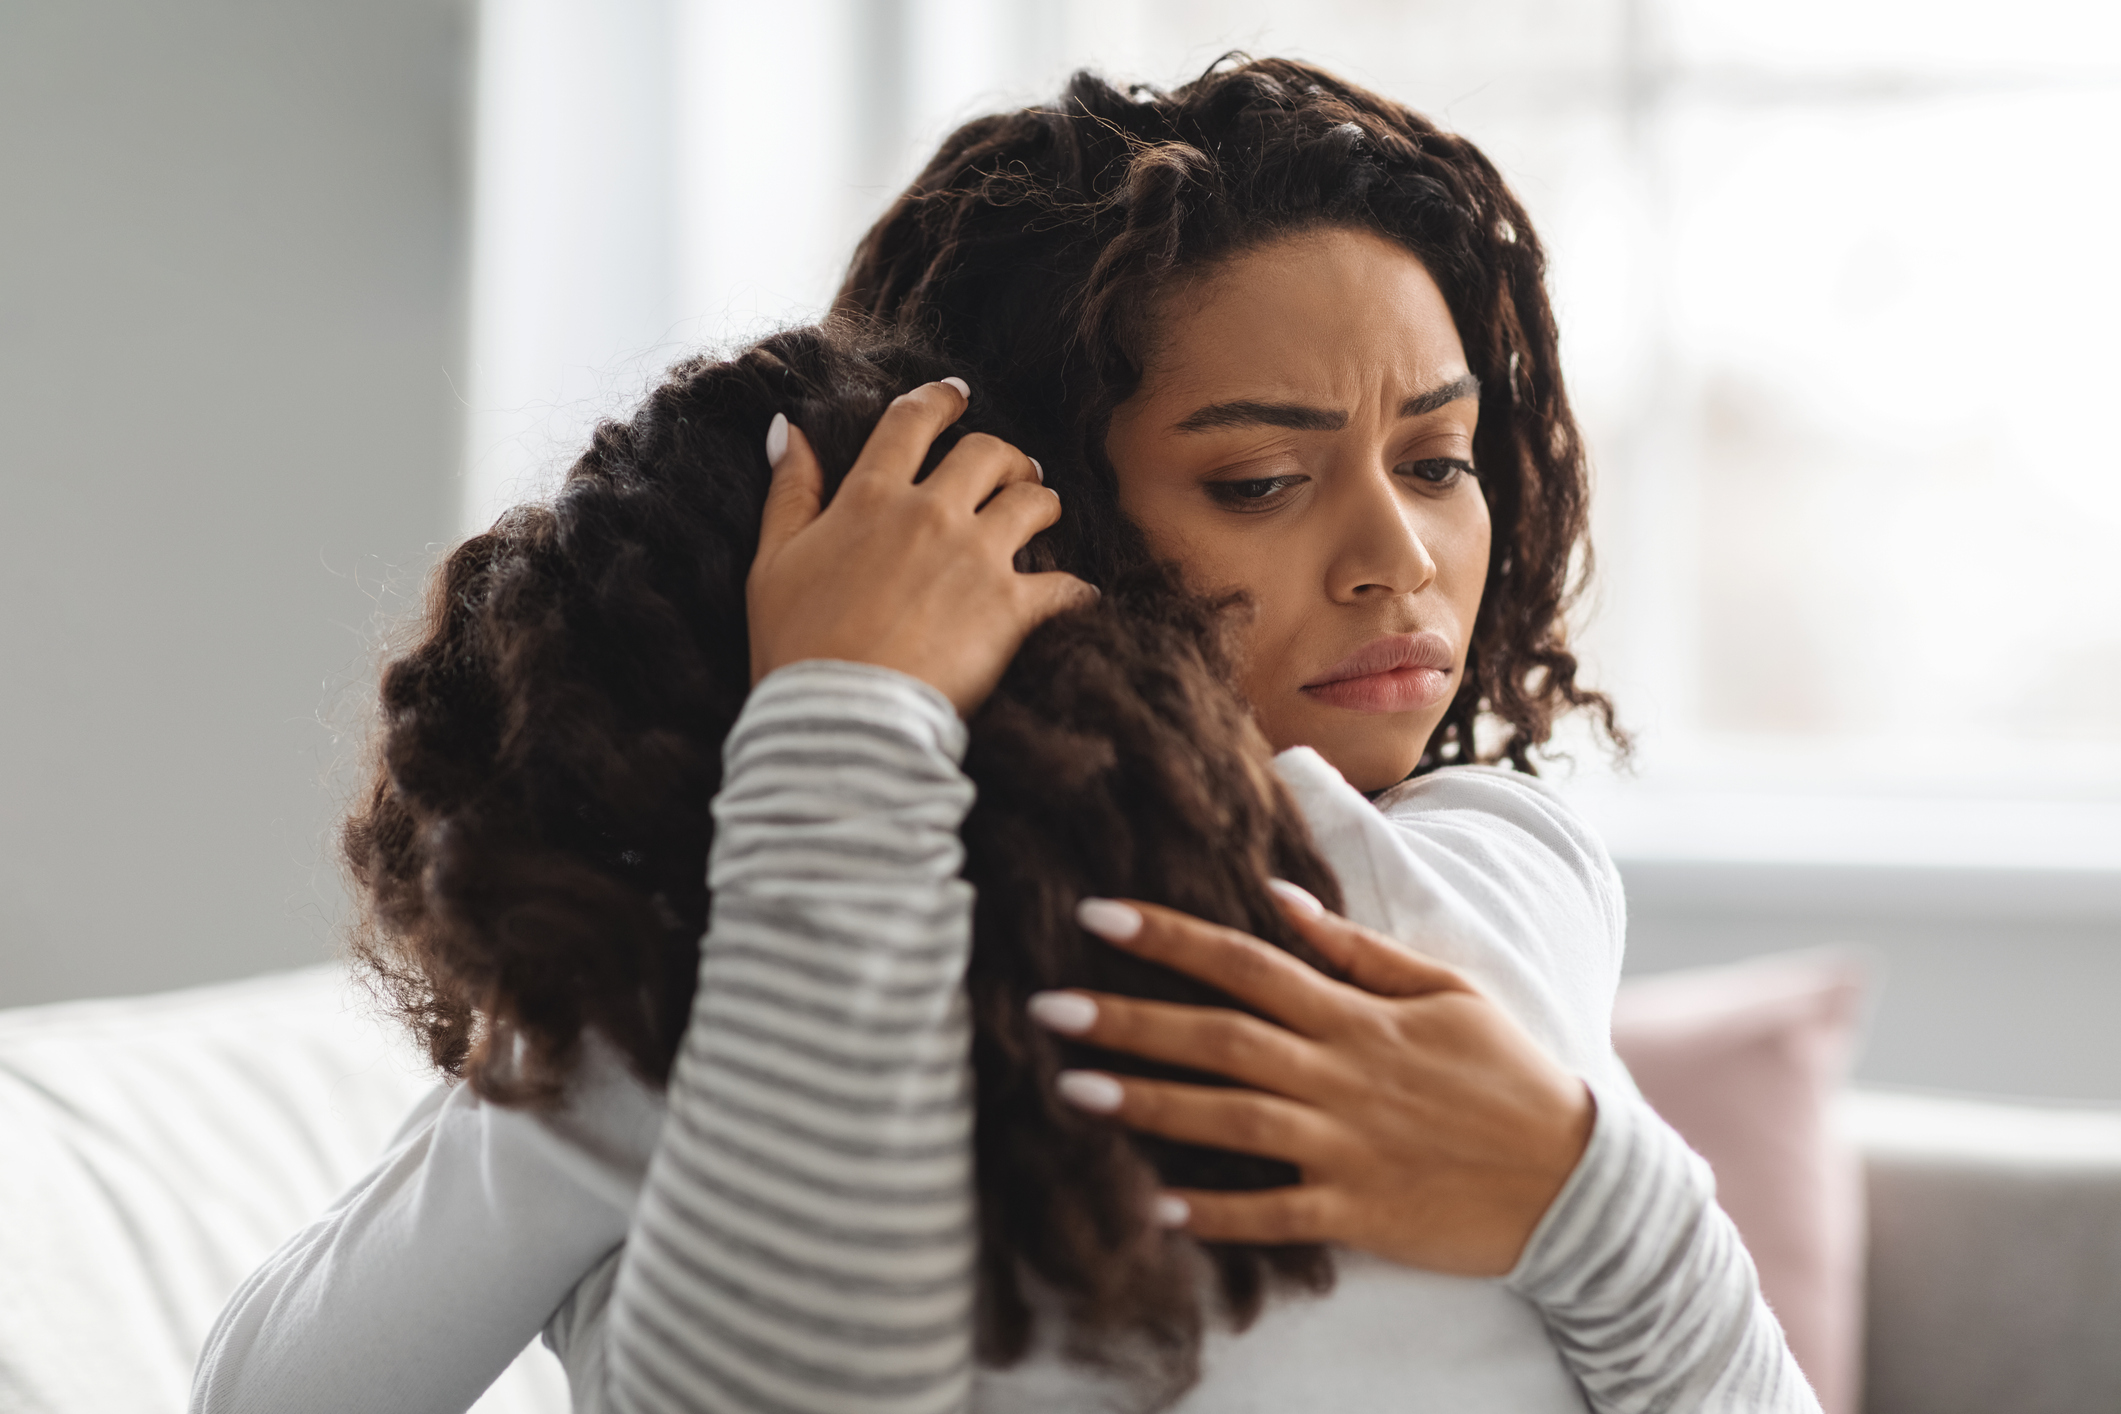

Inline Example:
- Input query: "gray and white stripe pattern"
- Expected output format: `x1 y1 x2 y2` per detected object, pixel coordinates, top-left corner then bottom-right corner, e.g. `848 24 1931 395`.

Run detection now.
593 659 1817 1414
600 661 979 1414
1508 1080 1821 1412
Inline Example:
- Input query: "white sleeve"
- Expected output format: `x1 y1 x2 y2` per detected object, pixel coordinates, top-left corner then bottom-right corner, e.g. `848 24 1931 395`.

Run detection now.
1507 1082 1824 1413
1279 751 1817 1412
595 660 979 1414
188 1041 662 1414
191 660 981 1414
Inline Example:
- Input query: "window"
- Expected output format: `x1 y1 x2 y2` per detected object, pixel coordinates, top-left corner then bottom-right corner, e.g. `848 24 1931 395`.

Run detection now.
466 0 2121 862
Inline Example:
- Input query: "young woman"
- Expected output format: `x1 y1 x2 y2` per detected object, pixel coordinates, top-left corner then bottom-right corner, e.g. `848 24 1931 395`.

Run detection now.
194 57 1816 1414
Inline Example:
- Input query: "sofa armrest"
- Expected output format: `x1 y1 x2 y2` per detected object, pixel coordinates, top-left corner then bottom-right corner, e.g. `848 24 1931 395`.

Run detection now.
0 966 567 1414
1844 1088 2121 1414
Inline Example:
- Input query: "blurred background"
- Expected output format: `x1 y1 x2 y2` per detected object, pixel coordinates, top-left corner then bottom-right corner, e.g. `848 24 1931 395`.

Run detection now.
4 0 2118 1100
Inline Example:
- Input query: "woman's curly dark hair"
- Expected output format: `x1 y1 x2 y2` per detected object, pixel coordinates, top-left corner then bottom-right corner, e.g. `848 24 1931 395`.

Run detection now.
346 320 1341 1398
839 55 1623 769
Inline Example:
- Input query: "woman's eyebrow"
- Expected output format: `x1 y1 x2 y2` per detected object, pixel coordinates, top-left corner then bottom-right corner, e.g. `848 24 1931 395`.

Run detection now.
1399 374 1481 418
1171 374 1483 434
1171 400 1347 433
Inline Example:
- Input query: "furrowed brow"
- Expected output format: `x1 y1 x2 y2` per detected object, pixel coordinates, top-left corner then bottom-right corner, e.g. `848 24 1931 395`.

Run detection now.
1398 374 1481 419
1170 400 1350 434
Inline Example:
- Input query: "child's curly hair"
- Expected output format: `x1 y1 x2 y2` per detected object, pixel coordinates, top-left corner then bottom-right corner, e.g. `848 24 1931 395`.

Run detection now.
346 320 1340 1399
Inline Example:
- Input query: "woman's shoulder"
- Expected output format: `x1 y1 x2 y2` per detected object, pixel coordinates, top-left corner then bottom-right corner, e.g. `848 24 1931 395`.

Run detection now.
1378 759 1590 841
1375 763 1625 944
1378 763 1592 842
1274 749 1624 943
1272 757 1627 1078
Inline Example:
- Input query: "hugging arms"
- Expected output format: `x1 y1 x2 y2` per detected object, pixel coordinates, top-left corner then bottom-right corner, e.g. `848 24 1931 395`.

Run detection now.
194 58 1820 1414
196 334 1811 1414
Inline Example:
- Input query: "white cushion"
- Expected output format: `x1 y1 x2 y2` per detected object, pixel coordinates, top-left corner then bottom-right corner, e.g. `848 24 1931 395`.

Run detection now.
0 966 568 1414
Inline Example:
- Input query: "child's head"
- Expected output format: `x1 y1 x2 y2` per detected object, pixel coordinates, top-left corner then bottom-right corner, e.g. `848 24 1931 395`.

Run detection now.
349 319 1337 1394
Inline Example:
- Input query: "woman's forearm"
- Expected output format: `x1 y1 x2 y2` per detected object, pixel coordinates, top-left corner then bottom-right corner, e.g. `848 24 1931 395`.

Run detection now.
599 660 980 1414
1505 1082 1823 1414
189 1051 660 1414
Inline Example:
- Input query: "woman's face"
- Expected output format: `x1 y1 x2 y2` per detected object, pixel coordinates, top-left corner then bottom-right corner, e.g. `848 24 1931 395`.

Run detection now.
1107 226 1490 793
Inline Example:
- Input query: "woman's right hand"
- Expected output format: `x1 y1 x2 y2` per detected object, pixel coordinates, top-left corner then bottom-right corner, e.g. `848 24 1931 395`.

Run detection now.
746 378 1097 716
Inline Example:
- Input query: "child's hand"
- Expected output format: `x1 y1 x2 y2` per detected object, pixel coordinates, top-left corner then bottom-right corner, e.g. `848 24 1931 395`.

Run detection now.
746 378 1098 716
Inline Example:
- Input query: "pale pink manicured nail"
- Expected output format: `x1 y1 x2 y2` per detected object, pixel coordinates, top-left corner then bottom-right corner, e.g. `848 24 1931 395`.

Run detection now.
1027 991 1097 1036
1267 878 1325 920
1056 1070 1124 1114
940 376 971 400
1075 898 1143 943
1153 1193 1191 1228
1028 456 1044 482
765 412 789 468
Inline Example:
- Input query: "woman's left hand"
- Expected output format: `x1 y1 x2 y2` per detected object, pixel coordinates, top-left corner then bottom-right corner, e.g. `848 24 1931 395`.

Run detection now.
1031 888 1594 1278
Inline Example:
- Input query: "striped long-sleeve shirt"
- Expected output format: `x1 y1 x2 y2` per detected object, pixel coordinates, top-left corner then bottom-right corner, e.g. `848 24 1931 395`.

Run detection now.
191 662 1818 1414
1508 1084 1814 1411
594 661 981 1413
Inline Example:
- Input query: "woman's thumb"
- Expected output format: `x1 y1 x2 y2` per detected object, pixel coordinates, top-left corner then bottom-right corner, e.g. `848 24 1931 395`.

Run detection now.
755 415 824 562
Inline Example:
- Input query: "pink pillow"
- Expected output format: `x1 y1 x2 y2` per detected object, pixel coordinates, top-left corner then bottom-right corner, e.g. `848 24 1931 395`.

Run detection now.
1611 951 1868 1414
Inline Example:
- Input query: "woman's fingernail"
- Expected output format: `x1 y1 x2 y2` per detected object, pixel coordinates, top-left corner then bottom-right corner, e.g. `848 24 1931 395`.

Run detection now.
1267 878 1325 920
1028 991 1098 1036
940 376 971 401
1153 1193 1192 1228
1056 1070 1124 1114
1075 898 1143 943
765 412 789 468
1028 456 1044 482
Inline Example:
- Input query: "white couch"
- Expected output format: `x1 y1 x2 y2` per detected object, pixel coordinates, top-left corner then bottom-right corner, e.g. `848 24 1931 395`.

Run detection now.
4 967 2119 1414
0 968 567 1414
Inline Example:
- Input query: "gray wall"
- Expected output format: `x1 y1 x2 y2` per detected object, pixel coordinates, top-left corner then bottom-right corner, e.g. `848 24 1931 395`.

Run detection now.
0 0 468 1007
1623 863 2121 1104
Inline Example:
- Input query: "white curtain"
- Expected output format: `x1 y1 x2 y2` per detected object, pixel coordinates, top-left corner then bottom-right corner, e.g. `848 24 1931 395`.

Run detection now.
460 0 2121 835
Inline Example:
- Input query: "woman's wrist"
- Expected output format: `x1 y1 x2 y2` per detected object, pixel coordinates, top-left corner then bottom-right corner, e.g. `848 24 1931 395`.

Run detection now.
1502 1079 1704 1301
742 658 970 765
1498 1077 1599 1274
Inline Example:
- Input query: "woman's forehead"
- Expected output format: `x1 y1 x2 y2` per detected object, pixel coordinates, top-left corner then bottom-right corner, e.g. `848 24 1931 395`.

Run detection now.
1136 229 1469 423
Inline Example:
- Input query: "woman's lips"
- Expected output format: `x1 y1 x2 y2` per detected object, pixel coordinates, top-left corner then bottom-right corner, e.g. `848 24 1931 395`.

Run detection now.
1300 632 1457 715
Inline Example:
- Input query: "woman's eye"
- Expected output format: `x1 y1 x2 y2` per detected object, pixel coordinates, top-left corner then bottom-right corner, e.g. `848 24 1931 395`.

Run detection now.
1208 475 1304 509
1397 457 1476 487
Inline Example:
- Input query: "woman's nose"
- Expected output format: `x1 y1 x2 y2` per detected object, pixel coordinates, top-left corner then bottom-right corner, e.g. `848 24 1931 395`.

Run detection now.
1325 467 1438 602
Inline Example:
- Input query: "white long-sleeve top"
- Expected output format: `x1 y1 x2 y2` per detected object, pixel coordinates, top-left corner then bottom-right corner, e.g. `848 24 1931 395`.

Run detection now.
191 661 1818 1414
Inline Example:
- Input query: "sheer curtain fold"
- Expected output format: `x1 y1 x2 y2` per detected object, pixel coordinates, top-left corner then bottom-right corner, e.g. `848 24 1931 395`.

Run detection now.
464 0 2121 798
